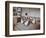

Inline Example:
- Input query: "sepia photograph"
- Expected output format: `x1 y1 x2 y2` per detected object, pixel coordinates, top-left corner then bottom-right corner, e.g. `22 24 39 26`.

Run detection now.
13 7 40 31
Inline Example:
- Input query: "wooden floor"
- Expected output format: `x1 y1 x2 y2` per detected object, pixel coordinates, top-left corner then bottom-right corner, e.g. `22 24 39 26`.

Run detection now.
13 22 40 31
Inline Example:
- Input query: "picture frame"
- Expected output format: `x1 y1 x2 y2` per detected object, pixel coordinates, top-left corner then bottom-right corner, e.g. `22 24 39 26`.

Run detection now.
5 1 45 37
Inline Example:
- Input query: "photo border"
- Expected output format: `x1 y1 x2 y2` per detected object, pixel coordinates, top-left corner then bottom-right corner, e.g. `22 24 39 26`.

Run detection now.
5 1 45 37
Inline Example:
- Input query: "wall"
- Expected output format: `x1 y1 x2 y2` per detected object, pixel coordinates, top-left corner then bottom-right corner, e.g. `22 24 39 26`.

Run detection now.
0 0 46 38
22 8 40 17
